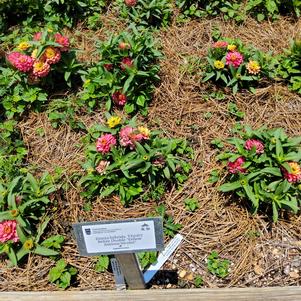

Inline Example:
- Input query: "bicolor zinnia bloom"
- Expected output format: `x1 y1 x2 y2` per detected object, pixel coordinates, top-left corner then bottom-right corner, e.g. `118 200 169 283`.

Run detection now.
246 60 261 75
54 33 70 52
244 139 264 154
119 126 137 149
227 157 247 174
107 116 122 128
17 41 31 51
213 41 228 48
0 220 19 243
227 44 237 51
95 160 110 175
125 0 137 6
7 52 34 72
96 134 117 154
120 57 133 70
112 91 127 106
33 60 51 78
214 60 225 69
138 126 150 139
226 51 244 68
282 162 301 183
44 47 61 65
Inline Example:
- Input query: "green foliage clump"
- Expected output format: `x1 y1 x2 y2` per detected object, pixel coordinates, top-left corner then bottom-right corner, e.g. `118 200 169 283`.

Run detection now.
79 26 162 115
277 39 301 94
218 126 301 222
207 251 230 278
115 0 173 28
79 116 193 206
49 259 78 289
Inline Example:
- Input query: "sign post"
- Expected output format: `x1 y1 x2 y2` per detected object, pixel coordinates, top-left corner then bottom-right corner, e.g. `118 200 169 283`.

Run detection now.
73 217 164 290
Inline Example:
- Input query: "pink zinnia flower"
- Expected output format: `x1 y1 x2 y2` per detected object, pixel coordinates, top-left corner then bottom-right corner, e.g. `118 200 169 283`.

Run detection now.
7 52 34 72
125 0 137 6
33 32 42 41
33 60 51 78
120 57 133 70
54 33 70 52
0 220 19 243
281 162 301 183
213 41 228 48
119 126 137 149
245 139 264 154
226 51 244 68
227 157 247 174
95 160 110 174
96 134 117 154
112 91 127 106
44 47 61 65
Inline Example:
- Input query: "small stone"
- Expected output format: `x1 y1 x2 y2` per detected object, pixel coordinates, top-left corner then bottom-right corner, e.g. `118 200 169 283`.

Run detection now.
283 265 290 275
289 271 299 279
167 284 172 288
179 270 187 278
254 264 264 275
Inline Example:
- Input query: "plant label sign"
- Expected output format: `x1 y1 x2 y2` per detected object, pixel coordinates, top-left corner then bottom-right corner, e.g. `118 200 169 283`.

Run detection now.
73 217 164 256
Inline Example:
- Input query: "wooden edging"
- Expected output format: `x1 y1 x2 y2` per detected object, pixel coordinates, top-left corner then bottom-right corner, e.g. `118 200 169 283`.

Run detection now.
1 287 301 301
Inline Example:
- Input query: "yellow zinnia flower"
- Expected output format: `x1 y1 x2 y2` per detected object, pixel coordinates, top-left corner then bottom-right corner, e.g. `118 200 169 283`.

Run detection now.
23 239 34 250
227 44 236 51
214 60 225 69
17 41 31 51
107 116 121 128
246 60 261 75
138 126 150 138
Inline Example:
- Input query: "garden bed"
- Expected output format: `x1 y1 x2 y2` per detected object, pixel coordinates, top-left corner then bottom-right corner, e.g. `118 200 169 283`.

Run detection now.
1 3 301 291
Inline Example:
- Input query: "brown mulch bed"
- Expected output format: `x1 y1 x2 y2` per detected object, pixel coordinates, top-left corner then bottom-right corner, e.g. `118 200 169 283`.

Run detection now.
1 15 301 291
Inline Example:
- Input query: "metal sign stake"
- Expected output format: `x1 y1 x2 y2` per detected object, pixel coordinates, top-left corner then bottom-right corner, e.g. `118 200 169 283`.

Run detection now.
115 253 145 289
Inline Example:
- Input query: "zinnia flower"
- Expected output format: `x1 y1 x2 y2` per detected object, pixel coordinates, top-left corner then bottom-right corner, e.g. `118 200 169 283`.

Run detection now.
33 32 42 41
125 0 137 6
246 60 261 75
95 160 110 175
244 139 264 154
119 42 131 50
282 162 301 183
138 126 150 139
112 91 127 106
44 47 61 65
104 63 113 71
0 220 19 243
213 41 228 48
33 60 51 78
17 41 31 51
226 51 244 68
96 134 117 154
23 239 34 250
107 116 121 128
227 157 247 174
120 57 133 70
214 60 225 69
119 126 137 149
54 33 70 52
7 52 34 72
227 44 237 51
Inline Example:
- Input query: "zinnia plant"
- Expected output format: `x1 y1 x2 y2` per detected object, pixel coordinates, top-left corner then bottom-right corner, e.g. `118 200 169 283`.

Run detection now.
79 115 193 206
79 26 162 115
217 125 301 222
203 37 276 93
0 173 62 266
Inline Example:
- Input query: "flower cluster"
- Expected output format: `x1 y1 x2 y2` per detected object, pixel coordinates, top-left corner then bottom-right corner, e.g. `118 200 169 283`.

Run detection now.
203 38 273 93
96 120 150 155
218 126 301 222
6 31 70 82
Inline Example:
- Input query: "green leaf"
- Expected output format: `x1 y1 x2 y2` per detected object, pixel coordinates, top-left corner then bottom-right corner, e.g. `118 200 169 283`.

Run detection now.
33 245 59 256
219 181 241 192
95 255 110 272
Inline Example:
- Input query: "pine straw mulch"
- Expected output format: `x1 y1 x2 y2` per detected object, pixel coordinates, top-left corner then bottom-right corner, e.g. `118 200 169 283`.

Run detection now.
1 16 301 291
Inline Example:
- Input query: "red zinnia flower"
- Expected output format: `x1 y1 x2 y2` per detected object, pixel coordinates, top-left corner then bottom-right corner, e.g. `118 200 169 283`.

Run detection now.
227 157 247 174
